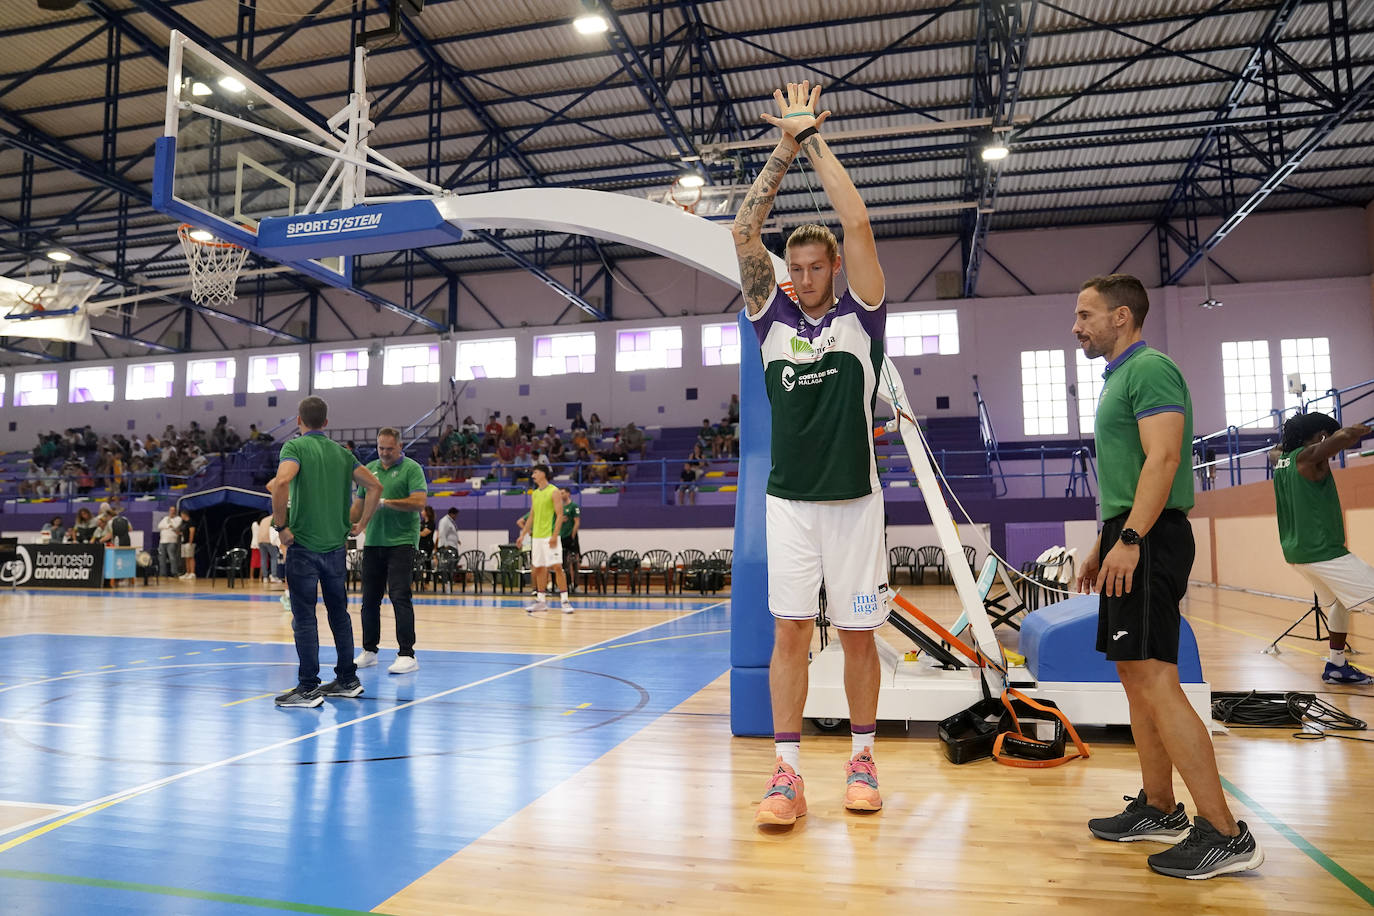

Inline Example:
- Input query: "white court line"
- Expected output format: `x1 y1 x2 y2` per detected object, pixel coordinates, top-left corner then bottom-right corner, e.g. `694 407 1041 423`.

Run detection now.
0 799 75 811
0 601 728 848
0 717 83 728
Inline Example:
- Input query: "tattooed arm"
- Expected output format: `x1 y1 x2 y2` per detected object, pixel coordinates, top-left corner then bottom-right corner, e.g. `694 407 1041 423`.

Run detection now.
762 81 884 307
731 139 797 316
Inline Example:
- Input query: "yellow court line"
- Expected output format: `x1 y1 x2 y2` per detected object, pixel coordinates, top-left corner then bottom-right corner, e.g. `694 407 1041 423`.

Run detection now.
221 693 274 708
157 656 176 660
60 670 81 676
560 702 594 717
129 660 145 664
577 702 591 708
235 645 250 648
98 665 116 670
1185 614 1324 659
211 648 226 652
184 652 200 656
562 628 729 660
0 792 150 855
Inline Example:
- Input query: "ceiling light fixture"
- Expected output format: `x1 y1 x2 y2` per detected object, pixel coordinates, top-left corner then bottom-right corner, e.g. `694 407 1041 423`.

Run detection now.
677 173 705 189
217 76 246 93
573 14 608 34
190 81 212 97
46 250 72 262
981 140 1010 161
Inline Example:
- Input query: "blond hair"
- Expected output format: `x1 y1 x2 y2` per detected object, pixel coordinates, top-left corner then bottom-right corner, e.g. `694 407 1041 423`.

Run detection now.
786 223 838 261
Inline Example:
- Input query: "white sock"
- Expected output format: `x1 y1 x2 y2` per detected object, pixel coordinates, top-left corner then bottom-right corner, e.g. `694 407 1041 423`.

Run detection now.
851 724 876 757
774 738 801 774
560 591 570 602
1330 647 1346 666
535 591 545 602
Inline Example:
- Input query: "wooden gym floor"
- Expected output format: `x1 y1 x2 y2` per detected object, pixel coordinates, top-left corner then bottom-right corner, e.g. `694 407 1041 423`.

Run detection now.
0 578 1370 914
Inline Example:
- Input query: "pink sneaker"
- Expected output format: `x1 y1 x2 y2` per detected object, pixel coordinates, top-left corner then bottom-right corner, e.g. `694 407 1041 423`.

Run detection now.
755 758 807 826
844 748 882 811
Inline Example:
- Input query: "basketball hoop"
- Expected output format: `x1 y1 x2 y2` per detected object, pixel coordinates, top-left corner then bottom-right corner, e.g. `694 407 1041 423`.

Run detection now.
178 224 249 305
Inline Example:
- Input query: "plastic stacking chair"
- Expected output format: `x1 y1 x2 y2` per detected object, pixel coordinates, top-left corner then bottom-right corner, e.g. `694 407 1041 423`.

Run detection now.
888 546 917 585
641 549 675 594
675 549 705 594
963 544 977 572
577 549 608 595
915 546 947 584
607 549 641 594
432 546 459 594
212 547 250 589
456 549 486 594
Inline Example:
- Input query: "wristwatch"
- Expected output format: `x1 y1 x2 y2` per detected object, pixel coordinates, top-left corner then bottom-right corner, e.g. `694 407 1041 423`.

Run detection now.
272 522 287 532
1119 527 1141 546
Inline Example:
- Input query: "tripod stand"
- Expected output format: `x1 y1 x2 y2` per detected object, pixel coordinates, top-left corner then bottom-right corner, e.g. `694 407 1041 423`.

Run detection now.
1263 592 1359 656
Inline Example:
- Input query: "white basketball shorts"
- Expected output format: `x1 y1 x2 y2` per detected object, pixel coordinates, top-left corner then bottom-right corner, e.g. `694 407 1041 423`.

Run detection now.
1291 552 1374 631
531 536 564 569
765 490 889 630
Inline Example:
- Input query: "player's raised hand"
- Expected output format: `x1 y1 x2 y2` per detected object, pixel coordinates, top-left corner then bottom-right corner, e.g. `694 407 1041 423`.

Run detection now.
761 80 831 137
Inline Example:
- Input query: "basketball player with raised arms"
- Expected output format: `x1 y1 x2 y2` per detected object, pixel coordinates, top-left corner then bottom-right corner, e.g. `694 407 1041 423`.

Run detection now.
732 80 889 826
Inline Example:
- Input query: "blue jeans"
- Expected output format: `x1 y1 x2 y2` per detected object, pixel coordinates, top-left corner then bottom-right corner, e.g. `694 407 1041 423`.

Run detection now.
285 545 355 689
258 542 279 580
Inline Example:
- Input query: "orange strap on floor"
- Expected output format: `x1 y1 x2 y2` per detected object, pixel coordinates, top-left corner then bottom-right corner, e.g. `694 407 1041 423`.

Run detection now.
992 687 1091 768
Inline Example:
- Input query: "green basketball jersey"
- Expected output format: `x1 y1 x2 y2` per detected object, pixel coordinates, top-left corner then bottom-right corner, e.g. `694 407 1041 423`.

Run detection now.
1093 343 1194 520
1273 447 1348 564
748 287 885 501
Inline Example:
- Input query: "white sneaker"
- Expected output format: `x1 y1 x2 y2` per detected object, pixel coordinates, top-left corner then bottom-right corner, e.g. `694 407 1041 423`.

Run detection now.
561 598 574 614
525 597 548 613
388 655 419 674
355 650 378 668
180 573 196 581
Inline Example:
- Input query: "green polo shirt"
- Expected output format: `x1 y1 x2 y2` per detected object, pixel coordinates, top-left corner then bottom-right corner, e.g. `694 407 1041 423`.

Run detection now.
280 431 359 553
359 456 427 547
560 501 580 538
1273 448 1348 564
1093 342 1194 520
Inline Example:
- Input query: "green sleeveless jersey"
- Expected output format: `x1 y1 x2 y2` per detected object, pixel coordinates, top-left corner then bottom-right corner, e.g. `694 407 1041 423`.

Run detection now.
1272 447 1348 564
530 484 557 538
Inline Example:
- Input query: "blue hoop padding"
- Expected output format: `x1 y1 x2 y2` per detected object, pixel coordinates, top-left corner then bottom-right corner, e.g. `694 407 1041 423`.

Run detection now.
730 308 774 736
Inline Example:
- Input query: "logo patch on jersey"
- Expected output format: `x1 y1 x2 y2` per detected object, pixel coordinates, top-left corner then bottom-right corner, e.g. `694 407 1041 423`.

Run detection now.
790 337 815 357
781 366 796 392
852 592 879 616
1274 455 1291 469
790 333 837 362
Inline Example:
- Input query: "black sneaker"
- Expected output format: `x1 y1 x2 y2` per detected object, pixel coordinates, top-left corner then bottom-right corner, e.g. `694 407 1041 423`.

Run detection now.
1147 817 1264 879
320 678 364 698
275 685 324 708
1088 790 1190 843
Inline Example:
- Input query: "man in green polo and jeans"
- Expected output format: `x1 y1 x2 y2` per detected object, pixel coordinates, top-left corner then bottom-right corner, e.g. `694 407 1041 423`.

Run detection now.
353 426 428 675
1073 273 1263 880
270 396 383 709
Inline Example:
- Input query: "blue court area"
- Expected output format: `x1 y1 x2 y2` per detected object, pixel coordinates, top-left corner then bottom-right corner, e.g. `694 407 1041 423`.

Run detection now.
0 601 729 914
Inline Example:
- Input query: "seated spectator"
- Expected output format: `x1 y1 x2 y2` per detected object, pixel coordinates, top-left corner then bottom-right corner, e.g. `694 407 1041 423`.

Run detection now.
20 463 42 497
130 437 147 460
548 435 565 462
493 439 515 476
129 457 158 493
570 412 587 432
621 421 646 458
41 516 65 542
588 412 603 440
677 463 699 505
588 451 609 484
428 442 445 468
188 447 209 475
483 414 503 449
519 415 536 439
460 415 480 437
696 419 715 454
502 414 519 444
570 428 590 453
512 449 533 485
689 443 708 465
69 507 96 543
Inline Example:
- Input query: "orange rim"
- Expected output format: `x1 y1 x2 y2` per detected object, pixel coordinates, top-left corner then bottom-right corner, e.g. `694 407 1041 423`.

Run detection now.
178 224 244 250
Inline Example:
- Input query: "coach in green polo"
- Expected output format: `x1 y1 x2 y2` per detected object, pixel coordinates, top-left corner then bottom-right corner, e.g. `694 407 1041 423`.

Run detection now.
1073 274 1261 880
352 426 428 674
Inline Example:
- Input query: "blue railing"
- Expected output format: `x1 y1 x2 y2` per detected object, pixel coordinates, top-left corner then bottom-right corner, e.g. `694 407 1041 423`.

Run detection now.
1191 376 1374 490
973 374 1009 496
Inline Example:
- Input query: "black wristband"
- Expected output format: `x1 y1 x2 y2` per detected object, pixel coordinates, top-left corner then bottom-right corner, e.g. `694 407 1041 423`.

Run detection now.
794 126 819 145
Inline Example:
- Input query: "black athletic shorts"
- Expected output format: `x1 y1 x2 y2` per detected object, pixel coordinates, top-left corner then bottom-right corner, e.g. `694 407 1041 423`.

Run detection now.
1095 509 1194 664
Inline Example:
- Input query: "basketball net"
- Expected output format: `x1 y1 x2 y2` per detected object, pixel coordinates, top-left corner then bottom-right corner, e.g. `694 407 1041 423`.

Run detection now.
668 182 702 214
179 224 250 305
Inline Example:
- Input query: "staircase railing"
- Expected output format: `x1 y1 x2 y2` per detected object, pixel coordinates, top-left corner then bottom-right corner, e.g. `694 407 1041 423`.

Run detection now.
972 374 1008 496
